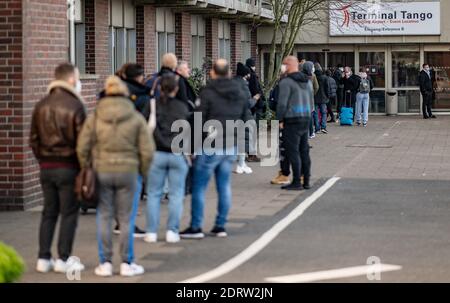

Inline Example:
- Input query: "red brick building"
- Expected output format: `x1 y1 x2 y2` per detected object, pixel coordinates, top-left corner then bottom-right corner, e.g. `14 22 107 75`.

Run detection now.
0 0 274 210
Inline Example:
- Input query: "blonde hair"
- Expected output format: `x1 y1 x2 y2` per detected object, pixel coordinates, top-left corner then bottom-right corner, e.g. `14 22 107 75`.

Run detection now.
162 53 178 70
104 75 129 97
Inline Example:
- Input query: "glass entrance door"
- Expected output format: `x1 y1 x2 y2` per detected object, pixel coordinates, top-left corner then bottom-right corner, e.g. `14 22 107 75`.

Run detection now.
426 52 450 111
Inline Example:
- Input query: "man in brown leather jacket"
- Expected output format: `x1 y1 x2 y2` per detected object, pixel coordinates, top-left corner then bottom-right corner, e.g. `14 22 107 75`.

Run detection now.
30 63 87 274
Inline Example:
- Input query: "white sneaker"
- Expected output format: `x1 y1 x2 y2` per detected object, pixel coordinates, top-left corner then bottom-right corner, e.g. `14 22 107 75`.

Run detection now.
234 165 244 174
36 258 54 273
241 164 253 174
144 232 158 243
95 262 113 277
166 230 180 243
309 133 316 139
54 256 85 273
120 262 145 277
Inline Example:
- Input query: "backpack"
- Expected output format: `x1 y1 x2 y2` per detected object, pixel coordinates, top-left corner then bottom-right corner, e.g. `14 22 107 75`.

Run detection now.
359 79 371 93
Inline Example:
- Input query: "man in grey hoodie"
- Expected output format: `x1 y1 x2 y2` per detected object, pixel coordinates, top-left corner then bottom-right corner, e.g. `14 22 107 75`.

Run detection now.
277 56 313 190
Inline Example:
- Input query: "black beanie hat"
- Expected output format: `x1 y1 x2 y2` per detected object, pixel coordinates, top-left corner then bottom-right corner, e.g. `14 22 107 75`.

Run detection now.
245 58 256 68
236 62 250 77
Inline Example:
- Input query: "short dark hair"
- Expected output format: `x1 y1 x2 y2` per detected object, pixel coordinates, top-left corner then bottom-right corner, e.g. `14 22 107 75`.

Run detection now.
54 63 76 80
325 70 332 77
423 63 429 68
124 64 144 80
160 73 179 102
213 62 229 77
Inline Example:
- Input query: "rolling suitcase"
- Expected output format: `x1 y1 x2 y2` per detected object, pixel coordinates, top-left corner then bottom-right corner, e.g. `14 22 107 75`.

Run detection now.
340 90 353 126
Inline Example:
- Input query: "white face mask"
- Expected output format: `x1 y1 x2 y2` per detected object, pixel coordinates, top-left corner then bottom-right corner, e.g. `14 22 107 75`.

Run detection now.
339 67 344 72
251 66 256 72
75 80 82 94
360 72 367 79
280 64 287 74
311 67 316 74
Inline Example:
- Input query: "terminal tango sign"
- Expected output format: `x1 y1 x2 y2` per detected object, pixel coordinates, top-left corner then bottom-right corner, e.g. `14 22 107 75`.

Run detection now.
329 1 440 36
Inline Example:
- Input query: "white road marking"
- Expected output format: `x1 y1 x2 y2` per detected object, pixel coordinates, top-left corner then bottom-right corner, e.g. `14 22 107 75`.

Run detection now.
265 264 402 283
180 177 341 283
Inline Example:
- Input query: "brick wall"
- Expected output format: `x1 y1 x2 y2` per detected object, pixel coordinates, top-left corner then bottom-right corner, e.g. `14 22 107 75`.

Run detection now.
84 0 95 74
205 18 218 70
0 0 69 210
251 28 260 75
230 22 241 75
143 5 157 75
175 12 191 66
94 0 110 90
0 0 23 210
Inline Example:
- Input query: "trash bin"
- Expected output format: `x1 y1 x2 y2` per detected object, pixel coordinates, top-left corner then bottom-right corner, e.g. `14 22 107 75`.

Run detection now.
386 90 398 116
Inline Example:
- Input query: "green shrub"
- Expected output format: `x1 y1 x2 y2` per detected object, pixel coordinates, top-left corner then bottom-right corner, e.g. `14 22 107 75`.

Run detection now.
0 241 25 283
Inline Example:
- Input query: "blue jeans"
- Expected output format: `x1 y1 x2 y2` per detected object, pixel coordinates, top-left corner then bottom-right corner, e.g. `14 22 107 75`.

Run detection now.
146 151 189 233
355 92 370 124
313 103 327 131
190 153 236 229
309 112 315 136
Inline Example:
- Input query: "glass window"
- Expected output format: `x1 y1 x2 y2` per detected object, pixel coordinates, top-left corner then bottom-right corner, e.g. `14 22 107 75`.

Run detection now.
241 24 251 62
297 52 325 66
398 90 420 113
359 52 385 88
392 52 420 87
369 90 386 113
191 15 206 69
156 8 175 69
425 52 450 110
328 52 354 71
218 20 230 62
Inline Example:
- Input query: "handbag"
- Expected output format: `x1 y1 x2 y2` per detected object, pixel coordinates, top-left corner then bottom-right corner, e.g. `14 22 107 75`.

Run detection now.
75 111 98 208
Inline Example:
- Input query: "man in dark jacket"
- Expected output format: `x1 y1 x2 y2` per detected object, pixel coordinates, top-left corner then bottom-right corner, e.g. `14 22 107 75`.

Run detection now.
181 59 251 239
122 64 151 120
326 69 337 123
277 56 313 191
343 66 361 118
419 63 436 119
333 64 345 119
30 63 86 274
145 53 192 112
176 60 197 110
313 63 330 134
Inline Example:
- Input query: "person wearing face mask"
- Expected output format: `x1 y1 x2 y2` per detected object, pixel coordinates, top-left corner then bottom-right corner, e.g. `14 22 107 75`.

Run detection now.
30 63 87 274
342 66 360 119
355 69 374 127
419 64 437 119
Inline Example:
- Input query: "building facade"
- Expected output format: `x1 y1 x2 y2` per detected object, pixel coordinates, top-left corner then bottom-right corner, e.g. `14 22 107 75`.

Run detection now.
258 0 450 115
0 0 273 210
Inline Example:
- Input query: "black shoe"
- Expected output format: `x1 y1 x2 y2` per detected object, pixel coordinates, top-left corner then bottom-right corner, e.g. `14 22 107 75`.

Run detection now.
321 128 328 134
431 115 437 119
180 227 205 239
281 183 303 191
133 226 146 238
303 177 311 190
246 155 261 163
210 226 227 238
423 116 429 119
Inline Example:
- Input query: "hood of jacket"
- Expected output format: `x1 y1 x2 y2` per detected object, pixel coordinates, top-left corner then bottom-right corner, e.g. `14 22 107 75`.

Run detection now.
207 78 241 101
123 78 149 95
158 67 175 77
96 96 135 124
287 71 309 83
47 80 84 103
302 61 314 77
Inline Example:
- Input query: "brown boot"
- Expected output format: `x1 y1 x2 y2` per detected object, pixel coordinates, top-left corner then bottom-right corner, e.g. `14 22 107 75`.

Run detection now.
271 171 290 185
246 155 261 163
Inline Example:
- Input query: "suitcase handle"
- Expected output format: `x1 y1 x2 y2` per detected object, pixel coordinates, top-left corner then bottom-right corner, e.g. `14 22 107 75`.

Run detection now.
344 90 352 107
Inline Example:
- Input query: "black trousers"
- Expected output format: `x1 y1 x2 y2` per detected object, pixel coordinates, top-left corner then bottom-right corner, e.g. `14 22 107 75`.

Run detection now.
38 168 79 261
422 91 433 118
283 120 311 184
279 130 290 176
336 88 344 116
327 96 337 121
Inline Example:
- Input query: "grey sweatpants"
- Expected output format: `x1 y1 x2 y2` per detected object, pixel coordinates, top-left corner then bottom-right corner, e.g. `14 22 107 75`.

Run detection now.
96 172 137 264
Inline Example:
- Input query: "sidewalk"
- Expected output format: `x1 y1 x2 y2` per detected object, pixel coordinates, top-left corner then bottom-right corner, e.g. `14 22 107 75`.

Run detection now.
1 115 450 282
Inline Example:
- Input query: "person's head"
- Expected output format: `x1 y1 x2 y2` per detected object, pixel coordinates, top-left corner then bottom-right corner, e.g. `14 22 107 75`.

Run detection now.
359 68 368 79
104 75 129 97
124 64 145 84
161 53 178 71
115 63 131 79
344 66 352 77
160 73 179 101
314 62 323 73
325 70 332 77
245 58 256 72
282 56 299 74
176 61 191 79
423 64 430 71
236 62 251 80
337 64 344 72
211 59 230 79
54 63 81 92
302 61 314 77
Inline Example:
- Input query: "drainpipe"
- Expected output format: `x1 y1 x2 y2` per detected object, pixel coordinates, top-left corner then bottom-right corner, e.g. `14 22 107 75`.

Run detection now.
68 0 76 64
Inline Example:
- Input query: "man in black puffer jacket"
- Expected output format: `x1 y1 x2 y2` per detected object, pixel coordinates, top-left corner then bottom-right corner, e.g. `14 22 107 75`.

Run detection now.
313 63 330 134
